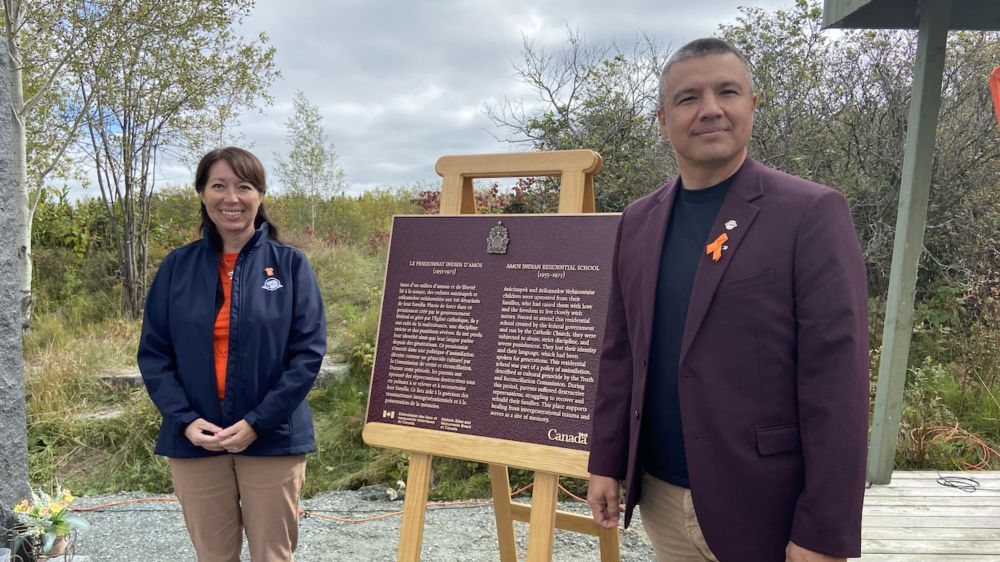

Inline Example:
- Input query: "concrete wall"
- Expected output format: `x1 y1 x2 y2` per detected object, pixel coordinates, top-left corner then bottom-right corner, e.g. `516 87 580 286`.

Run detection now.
0 40 30 508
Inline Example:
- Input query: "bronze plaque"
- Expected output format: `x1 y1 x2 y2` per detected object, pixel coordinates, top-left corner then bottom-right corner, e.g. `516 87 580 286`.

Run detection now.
366 214 619 451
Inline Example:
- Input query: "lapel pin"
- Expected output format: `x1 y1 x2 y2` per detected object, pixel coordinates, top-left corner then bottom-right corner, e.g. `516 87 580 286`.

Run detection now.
706 233 729 262
725 220 737 231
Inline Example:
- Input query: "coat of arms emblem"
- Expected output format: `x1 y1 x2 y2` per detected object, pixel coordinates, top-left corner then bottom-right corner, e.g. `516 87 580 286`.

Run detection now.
486 220 509 254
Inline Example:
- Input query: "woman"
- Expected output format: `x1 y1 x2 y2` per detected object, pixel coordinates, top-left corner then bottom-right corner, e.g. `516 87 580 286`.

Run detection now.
138 147 326 562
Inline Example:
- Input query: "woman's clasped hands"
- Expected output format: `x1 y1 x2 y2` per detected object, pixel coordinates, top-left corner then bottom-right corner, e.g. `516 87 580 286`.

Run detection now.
184 418 258 453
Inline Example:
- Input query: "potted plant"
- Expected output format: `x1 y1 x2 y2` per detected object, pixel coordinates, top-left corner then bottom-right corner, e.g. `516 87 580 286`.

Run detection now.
9 487 90 559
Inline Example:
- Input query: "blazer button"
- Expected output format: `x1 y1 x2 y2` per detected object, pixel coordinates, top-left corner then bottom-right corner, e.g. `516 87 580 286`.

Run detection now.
634 410 640 419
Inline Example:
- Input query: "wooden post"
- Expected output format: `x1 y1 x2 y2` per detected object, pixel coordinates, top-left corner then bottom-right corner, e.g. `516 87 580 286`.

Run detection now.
597 525 621 561
558 170 594 214
398 453 434 561
439 175 475 216
489 463 518 562
525 472 559 561
867 0 951 485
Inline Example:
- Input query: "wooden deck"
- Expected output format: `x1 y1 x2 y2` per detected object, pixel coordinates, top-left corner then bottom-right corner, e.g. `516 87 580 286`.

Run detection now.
861 471 1000 561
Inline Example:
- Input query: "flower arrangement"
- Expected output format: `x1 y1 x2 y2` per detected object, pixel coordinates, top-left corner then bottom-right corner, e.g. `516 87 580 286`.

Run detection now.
11 486 90 555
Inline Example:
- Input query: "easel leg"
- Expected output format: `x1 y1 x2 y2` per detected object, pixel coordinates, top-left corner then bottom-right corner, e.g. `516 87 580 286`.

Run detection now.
397 453 433 562
489 463 518 562
525 471 558 562
597 525 621 562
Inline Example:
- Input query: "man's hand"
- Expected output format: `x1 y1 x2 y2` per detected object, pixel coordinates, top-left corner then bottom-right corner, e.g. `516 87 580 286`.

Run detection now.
587 474 623 529
184 418 225 451
216 419 258 453
786 541 846 562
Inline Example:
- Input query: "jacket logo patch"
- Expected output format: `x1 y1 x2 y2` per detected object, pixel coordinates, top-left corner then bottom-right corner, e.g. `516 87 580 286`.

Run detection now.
262 277 283 291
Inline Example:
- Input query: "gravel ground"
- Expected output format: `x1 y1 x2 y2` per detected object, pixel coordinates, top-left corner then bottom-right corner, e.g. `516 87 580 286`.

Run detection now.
66 490 655 561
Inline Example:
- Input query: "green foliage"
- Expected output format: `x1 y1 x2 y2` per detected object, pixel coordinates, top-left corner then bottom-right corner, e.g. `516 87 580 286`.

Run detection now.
890 278 1000 470
340 290 382 379
31 191 118 323
32 188 95 257
269 189 420 249
147 187 202 262
495 178 559 214
309 247 384 317
901 358 956 430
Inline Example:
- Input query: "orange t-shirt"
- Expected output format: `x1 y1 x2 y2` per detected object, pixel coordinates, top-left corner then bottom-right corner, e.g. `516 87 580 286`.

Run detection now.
213 253 238 399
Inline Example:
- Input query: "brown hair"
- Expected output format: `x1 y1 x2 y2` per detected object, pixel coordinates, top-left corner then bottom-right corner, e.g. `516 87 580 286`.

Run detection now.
194 146 280 249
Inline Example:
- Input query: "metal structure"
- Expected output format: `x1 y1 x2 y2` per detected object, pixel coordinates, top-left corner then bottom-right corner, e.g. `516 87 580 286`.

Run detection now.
824 0 1000 30
823 0 1000 484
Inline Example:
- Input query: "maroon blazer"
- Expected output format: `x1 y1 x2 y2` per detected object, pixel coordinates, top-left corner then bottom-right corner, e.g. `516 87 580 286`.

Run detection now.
588 157 869 561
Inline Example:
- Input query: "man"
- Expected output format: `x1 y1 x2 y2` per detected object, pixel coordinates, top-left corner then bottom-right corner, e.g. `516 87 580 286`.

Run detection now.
586 38 869 562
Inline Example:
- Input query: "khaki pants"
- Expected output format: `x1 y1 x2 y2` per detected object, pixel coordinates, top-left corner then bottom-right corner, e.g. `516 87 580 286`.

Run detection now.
169 454 306 562
640 473 719 562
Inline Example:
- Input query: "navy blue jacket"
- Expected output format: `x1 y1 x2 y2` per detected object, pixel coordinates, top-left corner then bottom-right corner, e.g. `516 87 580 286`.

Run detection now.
138 223 326 458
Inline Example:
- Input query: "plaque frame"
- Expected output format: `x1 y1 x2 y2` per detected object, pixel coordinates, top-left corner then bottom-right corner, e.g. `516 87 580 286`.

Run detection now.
362 150 620 562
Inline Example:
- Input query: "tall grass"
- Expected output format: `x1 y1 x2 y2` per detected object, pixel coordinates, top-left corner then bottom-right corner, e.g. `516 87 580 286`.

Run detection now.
886 282 1000 471
22 313 167 493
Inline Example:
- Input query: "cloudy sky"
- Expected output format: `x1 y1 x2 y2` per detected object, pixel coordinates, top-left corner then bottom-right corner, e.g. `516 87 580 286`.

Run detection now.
156 0 790 194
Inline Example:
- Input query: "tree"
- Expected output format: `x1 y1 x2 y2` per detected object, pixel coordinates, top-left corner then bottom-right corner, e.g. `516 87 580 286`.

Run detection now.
75 0 277 317
720 0 1000 295
274 91 347 234
486 29 671 212
2 0 104 331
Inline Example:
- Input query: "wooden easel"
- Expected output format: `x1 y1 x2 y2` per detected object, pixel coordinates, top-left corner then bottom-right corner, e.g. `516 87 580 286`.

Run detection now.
363 149 619 562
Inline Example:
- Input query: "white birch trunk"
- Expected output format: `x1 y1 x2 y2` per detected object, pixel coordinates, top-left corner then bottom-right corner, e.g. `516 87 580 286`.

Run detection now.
6 0 33 332
10 62 31 332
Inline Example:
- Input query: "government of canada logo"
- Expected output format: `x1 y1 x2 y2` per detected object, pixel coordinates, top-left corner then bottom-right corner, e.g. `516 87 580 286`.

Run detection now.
547 429 588 445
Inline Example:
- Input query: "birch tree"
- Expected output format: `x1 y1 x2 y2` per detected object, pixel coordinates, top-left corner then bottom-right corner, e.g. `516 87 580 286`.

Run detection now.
274 91 346 234
2 0 100 331
76 0 277 316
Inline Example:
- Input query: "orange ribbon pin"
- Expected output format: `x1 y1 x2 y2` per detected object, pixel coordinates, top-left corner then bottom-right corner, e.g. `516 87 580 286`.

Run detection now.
706 233 729 262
